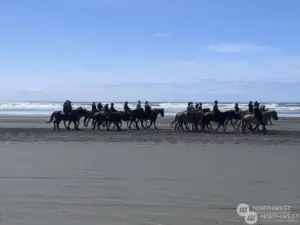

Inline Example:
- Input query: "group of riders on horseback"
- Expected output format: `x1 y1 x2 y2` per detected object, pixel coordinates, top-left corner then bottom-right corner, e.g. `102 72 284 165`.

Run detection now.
52 99 273 133
48 99 163 131
62 100 153 117
186 100 266 124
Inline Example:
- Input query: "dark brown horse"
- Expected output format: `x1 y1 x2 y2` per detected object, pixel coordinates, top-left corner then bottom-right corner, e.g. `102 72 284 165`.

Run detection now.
200 111 227 132
45 107 86 130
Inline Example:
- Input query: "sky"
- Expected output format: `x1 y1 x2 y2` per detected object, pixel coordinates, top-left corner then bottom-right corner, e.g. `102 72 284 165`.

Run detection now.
1 0 300 102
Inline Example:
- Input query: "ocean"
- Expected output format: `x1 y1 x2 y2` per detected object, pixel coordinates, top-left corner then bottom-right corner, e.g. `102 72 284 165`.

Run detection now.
0 101 300 117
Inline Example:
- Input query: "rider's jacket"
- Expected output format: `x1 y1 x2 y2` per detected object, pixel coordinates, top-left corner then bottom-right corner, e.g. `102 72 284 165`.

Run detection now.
254 106 262 118
145 104 151 113
248 104 253 113
234 105 240 113
92 104 97 113
124 103 130 111
213 104 219 112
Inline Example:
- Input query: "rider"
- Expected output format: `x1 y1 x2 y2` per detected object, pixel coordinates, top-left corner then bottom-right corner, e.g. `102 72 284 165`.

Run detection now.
67 100 73 113
213 100 219 114
234 103 241 114
136 100 142 111
103 104 110 116
198 102 203 111
124 101 131 112
145 101 151 115
63 100 69 114
91 102 97 113
248 101 253 114
254 101 264 126
186 102 192 115
110 103 117 112
186 102 195 119
97 102 103 111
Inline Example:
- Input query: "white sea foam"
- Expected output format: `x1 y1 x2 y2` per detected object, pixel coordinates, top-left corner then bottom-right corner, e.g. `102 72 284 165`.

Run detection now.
0 101 300 116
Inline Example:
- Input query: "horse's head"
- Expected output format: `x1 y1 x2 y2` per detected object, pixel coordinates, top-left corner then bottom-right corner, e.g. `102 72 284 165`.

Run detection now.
272 110 278 120
158 108 164 117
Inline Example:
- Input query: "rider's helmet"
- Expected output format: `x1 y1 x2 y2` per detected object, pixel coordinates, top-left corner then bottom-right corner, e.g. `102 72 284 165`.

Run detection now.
214 100 218 104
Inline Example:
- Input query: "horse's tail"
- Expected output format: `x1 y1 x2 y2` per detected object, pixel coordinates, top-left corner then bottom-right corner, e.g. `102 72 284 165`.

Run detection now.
170 114 178 126
45 112 55 123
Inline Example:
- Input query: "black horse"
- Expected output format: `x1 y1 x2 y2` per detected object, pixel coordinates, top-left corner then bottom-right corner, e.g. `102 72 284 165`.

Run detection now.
92 111 130 131
128 109 148 129
200 111 228 132
83 110 99 127
128 108 164 129
142 108 164 129
45 107 86 130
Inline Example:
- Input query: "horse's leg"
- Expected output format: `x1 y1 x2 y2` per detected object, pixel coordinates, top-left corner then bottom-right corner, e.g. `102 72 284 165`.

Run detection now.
116 121 121 131
215 122 222 132
174 122 178 131
53 120 56 130
230 119 235 130
135 119 140 129
106 121 111 131
222 122 226 132
127 120 131 129
153 120 158 130
147 120 153 129
141 120 146 129
269 118 272 125
74 120 80 131
179 121 184 131
97 121 102 130
184 121 190 131
66 120 71 131
92 119 96 130
233 119 239 131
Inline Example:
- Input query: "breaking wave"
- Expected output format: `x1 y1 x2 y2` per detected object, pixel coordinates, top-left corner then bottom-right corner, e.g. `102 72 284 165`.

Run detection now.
0 101 300 117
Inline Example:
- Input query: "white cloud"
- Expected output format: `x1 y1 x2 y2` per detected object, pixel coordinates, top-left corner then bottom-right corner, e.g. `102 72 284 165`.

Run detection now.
205 43 276 53
154 32 173 37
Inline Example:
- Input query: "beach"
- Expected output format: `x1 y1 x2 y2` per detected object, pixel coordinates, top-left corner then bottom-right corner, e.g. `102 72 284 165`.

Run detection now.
0 115 299 225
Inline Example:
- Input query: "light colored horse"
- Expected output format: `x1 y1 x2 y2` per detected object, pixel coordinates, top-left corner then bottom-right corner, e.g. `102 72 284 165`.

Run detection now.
240 110 278 133
170 111 203 132
235 110 252 131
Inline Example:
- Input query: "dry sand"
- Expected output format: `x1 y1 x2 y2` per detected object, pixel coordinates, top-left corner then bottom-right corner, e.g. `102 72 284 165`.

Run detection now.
0 115 299 225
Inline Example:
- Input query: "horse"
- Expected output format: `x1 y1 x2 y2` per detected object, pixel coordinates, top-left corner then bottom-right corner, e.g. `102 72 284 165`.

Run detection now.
83 110 98 127
142 108 164 129
200 111 228 132
240 110 278 134
170 111 203 132
224 110 250 131
263 109 277 124
92 111 131 131
128 109 148 129
45 107 86 130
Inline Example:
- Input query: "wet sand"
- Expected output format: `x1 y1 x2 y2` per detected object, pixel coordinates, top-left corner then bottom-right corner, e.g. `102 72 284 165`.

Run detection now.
0 116 299 225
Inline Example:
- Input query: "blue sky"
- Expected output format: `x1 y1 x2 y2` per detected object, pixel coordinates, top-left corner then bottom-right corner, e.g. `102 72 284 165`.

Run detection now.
1 0 300 102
